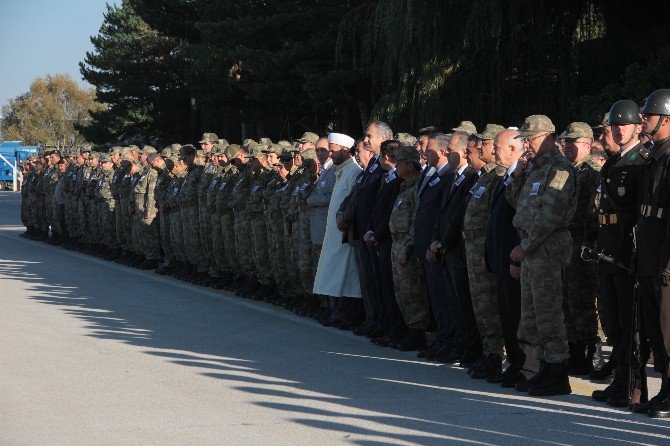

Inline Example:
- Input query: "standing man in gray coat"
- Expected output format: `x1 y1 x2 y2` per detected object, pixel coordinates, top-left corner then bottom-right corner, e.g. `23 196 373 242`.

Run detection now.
307 137 336 321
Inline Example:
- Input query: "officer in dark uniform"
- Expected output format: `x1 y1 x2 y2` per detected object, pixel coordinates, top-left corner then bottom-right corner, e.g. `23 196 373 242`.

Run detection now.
591 100 649 407
638 89 670 418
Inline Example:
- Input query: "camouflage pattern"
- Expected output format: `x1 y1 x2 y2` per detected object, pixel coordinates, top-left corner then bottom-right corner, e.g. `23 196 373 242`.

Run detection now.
155 164 174 266
229 164 255 277
198 160 218 269
247 166 274 285
463 162 506 356
507 146 578 363
96 167 117 248
178 163 207 272
214 164 239 276
388 175 430 329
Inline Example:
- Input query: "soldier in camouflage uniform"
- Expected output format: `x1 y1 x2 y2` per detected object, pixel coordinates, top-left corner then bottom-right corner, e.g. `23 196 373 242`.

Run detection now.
75 148 93 249
245 144 276 299
198 133 219 282
42 150 62 243
280 149 305 307
155 152 175 275
389 146 430 339
177 145 208 282
166 158 188 276
19 158 34 237
557 122 602 376
123 160 142 263
214 145 242 288
85 153 104 250
461 125 507 380
507 115 578 396
96 154 117 255
134 150 161 269
229 145 257 295
206 146 229 285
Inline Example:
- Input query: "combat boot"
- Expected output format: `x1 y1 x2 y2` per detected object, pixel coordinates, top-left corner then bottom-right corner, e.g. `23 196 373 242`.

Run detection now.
528 362 572 397
139 259 158 270
645 366 670 418
516 360 546 392
568 342 594 376
590 353 615 380
471 354 502 380
393 329 427 352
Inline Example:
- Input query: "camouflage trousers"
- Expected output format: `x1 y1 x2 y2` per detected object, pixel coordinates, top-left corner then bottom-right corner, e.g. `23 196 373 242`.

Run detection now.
234 210 256 276
54 202 66 236
89 199 102 244
465 232 504 356
199 202 214 266
221 212 240 272
520 231 572 363
44 193 55 232
391 237 430 329
160 211 175 267
31 195 47 232
20 195 29 227
132 213 142 254
209 212 225 277
170 208 186 263
139 213 161 260
115 200 124 247
268 210 289 296
64 197 76 237
250 213 272 285
298 212 315 296
286 218 301 297
563 244 600 344
181 205 208 272
98 200 117 248
79 199 92 242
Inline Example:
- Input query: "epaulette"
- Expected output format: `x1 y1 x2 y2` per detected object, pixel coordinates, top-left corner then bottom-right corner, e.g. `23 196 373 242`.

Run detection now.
637 145 650 160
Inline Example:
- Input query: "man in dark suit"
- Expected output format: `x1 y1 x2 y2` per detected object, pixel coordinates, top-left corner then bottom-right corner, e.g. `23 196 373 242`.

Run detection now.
485 129 527 387
338 122 392 336
410 133 455 354
364 140 406 345
428 132 480 365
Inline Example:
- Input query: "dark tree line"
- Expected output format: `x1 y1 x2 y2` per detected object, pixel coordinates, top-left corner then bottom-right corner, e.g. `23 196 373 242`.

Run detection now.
79 0 670 146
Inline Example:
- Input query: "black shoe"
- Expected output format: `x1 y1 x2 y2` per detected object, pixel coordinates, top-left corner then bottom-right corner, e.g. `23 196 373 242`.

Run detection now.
458 350 483 368
139 259 158 270
516 361 546 392
443 348 465 364
393 329 427 352
528 362 571 397
592 367 628 403
649 397 670 419
496 366 527 388
353 321 378 337
471 355 502 380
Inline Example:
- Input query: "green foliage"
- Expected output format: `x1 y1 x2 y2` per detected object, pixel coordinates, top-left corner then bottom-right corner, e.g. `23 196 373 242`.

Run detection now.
0 74 103 147
79 0 670 144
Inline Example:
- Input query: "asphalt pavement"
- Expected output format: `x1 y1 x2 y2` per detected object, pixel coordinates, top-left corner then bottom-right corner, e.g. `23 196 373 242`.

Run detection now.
0 191 668 445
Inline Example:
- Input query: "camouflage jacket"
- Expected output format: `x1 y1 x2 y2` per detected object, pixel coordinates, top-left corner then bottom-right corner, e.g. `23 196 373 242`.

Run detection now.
569 154 601 246
177 164 203 206
389 174 419 256
463 163 505 234
507 146 578 253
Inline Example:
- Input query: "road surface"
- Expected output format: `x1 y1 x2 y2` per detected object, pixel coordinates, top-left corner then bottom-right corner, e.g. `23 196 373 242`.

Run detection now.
0 191 668 445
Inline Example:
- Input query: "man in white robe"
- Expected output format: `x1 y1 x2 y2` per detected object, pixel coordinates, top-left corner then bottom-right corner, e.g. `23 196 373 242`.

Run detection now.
314 133 363 328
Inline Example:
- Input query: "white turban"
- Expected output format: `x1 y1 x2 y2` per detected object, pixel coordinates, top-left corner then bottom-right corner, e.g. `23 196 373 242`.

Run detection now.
327 132 355 149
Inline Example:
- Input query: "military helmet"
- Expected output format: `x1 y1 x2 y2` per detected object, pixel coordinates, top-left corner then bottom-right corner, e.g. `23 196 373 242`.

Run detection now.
608 100 642 125
640 89 670 116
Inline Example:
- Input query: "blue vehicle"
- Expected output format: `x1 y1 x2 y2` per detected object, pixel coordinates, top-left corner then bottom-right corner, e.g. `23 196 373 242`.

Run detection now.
0 141 40 190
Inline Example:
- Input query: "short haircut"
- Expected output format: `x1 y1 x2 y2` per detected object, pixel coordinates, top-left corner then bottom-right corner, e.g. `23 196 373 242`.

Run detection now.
369 121 393 140
418 126 440 136
591 146 607 160
428 132 450 150
380 139 401 158
450 131 469 151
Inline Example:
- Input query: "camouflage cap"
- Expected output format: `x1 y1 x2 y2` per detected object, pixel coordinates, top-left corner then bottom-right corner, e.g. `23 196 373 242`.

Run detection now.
110 146 122 156
225 144 241 159
99 154 112 163
147 152 161 164
301 147 317 161
246 145 267 159
297 132 319 144
262 144 283 155
259 137 273 146
593 112 610 129
515 115 556 139
390 145 421 164
80 146 91 154
452 121 477 134
142 145 157 155
199 132 218 143
279 149 298 161
169 143 182 151
277 140 292 148
243 139 257 149
161 147 173 158
195 149 205 158
395 132 417 146
558 122 594 140
27 155 37 162
474 124 506 140
120 147 132 158
89 151 100 159
217 139 229 148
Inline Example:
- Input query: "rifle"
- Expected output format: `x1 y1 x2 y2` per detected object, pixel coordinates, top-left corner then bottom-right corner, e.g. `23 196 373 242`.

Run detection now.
581 240 648 408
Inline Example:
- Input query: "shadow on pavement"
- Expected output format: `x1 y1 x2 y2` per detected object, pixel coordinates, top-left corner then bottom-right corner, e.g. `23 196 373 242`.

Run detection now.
1 230 669 446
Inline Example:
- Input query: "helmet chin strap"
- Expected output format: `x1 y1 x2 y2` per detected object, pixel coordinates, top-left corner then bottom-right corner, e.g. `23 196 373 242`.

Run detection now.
647 115 665 137
621 124 639 147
